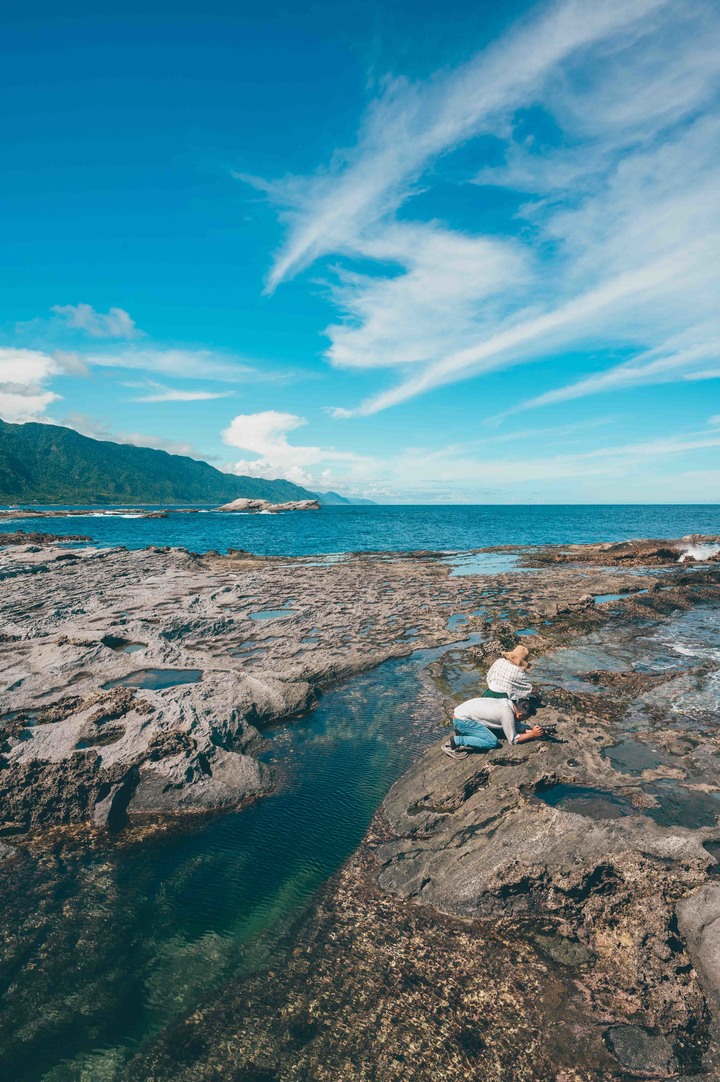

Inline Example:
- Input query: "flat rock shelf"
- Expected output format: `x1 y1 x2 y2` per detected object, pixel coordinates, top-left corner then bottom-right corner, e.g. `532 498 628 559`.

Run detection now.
1 533 720 1080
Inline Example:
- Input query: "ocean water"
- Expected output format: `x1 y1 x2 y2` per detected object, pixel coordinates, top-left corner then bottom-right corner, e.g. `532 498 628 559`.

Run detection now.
1 503 718 557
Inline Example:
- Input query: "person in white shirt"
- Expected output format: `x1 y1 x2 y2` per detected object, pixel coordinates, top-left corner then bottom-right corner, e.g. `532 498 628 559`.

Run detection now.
442 694 544 760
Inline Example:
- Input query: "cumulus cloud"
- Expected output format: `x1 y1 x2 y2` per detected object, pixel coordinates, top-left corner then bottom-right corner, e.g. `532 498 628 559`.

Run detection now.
247 0 720 417
0 348 63 423
221 410 365 484
0 336 255 433
51 303 142 339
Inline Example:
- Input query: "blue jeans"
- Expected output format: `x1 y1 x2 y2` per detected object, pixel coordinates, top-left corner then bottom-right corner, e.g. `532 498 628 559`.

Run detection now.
453 717 500 750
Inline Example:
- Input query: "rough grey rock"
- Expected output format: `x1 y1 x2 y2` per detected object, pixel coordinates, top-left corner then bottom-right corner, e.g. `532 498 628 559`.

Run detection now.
677 883 720 1012
375 733 710 919
1 536 717 842
129 745 271 816
215 497 320 512
0 540 507 829
605 1025 677 1076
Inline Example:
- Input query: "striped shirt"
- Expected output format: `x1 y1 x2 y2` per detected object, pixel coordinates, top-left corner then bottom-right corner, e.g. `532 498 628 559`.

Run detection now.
486 658 533 701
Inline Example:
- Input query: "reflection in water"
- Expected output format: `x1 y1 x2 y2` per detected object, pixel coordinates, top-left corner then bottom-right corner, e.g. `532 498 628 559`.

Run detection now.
535 606 720 845
642 780 720 828
594 589 648 604
603 738 665 775
102 669 203 691
249 608 295 622
537 784 638 820
0 640 475 1081
445 551 528 576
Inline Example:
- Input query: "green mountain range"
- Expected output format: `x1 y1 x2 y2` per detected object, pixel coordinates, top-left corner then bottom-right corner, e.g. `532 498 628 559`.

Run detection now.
0 419 317 505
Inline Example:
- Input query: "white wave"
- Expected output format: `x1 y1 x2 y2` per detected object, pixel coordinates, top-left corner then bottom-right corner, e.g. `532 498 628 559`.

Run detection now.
678 543 720 563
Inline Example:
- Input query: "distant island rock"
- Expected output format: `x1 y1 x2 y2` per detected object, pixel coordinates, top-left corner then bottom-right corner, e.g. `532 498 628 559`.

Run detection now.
216 497 320 513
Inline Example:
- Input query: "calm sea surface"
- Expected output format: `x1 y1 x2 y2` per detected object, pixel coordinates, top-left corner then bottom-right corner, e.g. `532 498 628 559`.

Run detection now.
1 503 718 555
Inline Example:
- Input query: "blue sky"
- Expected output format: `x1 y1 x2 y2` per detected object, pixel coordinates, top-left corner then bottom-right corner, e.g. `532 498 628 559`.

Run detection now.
2 0 720 502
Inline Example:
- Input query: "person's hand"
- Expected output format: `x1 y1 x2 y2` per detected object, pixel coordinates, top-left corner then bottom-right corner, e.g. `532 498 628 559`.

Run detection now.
528 725 543 739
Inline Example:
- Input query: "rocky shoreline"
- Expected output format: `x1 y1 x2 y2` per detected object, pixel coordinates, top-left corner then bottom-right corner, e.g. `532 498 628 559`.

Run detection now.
0 495 321 520
2 533 720 1079
2 532 711 836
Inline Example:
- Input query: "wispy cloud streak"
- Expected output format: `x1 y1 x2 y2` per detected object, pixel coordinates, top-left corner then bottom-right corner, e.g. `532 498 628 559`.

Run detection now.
249 0 720 417
261 0 668 290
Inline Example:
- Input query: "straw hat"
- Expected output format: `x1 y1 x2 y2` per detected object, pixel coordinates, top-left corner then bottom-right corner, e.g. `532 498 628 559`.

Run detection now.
503 645 530 665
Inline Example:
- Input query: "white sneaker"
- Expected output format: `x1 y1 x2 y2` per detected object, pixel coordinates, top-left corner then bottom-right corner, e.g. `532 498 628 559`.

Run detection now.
442 741 469 760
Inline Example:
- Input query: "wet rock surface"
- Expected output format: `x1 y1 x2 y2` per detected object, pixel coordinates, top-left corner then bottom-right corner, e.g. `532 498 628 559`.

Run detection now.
3 534 720 1079
3 534 690 832
116 551 720 1080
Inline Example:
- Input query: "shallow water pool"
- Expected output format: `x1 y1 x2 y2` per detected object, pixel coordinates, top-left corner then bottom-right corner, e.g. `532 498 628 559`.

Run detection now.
537 784 638 819
102 668 203 691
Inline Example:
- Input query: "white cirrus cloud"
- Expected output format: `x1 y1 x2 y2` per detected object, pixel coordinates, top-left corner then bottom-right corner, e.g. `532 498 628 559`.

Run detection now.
246 0 720 418
63 346 255 382
51 303 143 339
257 0 668 290
502 336 720 417
131 384 236 403
323 423 720 502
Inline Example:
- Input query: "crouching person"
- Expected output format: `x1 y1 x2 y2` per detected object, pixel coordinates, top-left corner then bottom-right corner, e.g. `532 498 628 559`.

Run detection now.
442 696 543 760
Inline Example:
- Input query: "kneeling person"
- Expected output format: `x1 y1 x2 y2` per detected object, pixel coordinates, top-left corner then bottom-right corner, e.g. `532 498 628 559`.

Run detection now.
442 696 543 760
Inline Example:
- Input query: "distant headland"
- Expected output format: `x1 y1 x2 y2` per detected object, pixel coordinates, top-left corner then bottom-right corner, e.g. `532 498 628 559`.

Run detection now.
0 419 373 507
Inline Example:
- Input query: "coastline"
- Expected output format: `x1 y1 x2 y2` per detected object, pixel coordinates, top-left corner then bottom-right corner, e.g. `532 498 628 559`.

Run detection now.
3 531 714 834
2 531 720 1078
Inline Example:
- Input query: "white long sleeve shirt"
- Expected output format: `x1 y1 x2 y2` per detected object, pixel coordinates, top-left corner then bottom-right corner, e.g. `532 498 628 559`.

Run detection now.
453 696 521 744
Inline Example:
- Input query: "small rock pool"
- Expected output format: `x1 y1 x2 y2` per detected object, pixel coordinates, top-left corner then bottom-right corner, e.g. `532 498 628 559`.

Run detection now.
102 668 204 691
537 784 639 820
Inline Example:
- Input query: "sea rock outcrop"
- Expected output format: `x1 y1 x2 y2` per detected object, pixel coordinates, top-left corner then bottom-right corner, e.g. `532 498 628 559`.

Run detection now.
215 497 320 512
528 535 720 567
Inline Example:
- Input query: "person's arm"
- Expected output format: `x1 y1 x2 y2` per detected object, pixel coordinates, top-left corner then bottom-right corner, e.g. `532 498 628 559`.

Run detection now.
500 701 543 744
499 700 520 744
515 724 543 743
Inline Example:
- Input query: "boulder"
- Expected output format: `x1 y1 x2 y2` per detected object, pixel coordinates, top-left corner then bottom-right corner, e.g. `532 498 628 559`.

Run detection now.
216 497 320 513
